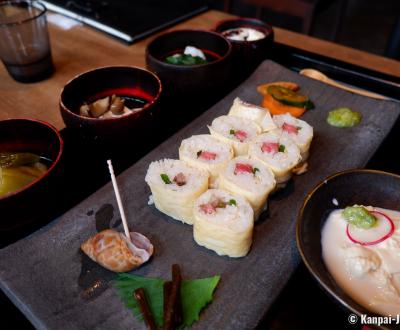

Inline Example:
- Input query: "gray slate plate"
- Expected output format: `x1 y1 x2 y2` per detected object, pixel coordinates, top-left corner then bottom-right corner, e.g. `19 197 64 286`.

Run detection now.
1 60 399 330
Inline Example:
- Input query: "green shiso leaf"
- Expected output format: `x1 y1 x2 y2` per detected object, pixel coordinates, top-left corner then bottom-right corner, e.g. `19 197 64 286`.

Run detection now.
113 273 165 326
113 273 220 328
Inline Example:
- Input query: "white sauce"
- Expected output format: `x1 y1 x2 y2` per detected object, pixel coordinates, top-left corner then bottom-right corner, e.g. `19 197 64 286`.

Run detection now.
222 27 266 41
322 207 400 316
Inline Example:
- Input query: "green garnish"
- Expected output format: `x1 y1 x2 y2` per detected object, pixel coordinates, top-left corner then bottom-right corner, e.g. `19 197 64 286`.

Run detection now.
229 129 235 135
114 273 220 328
216 201 226 208
342 206 377 229
0 152 40 168
252 167 259 174
228 199 237 206
297 126 302 130
166 54 207 66
160 173 172 184
197 150 202 158
327 108 362 128
278 144 285 152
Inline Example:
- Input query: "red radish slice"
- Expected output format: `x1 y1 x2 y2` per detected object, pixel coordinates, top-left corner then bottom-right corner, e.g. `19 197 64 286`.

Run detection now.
282 122 299 134
234 130 247 142
234 163 253 175
346 211 395 246
199 151 217 160
261 142 279 153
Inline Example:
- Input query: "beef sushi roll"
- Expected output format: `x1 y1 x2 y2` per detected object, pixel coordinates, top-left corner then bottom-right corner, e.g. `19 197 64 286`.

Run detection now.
179 134 234 188
208 115 261 156
193 189 254 258
228 97 276 132
273 113 313 160
248 130 301 184
218 156 276 218
145 159 209 225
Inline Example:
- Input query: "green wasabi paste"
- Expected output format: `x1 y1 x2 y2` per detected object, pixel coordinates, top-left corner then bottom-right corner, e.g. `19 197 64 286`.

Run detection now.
342 206 377 229
327 108 361 128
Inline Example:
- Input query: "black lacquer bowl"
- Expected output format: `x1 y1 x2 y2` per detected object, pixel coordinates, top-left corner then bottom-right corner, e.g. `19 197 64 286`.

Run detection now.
297 169 400 326
60 66 162 146
146 29 232 108
0 119 63 232
214 17 274 81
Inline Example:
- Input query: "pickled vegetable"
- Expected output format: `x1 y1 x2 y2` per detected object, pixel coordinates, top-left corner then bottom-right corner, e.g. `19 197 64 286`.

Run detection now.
342 206 377 229
267 85 314 109
327 108 361 128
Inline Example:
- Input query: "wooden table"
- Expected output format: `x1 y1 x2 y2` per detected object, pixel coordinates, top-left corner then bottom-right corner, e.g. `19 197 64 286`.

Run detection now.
0 10 399 130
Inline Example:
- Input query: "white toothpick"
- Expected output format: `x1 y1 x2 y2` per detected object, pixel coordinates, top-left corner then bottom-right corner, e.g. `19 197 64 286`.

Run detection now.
107 159 131 241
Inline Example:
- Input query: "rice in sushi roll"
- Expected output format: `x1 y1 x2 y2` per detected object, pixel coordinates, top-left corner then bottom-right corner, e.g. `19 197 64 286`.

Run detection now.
273 113 313 160
248 130 301 184
145 159 209 225
208 115 261 156
193 189 254 258
179 134 234 188
228 97 276 132
218 156 276 218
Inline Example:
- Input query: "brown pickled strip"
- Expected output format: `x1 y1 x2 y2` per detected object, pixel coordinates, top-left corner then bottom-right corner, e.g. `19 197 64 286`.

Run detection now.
163 264 182 329
163 281 172 322
133 288 157 330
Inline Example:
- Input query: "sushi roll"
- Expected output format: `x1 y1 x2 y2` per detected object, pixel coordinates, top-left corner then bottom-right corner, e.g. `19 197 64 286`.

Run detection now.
228 97 276 132
179 134 234 188
248 130 302 184
193 189 254 258
145 159 209 225
218 156 276 218
273 113 313 160
208 115 261 156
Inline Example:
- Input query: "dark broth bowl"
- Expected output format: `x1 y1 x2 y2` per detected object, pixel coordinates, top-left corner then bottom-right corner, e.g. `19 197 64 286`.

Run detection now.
0 119 63 232
296 169 400 326
60 66 162 145
214 18 274 80
146 29 232 107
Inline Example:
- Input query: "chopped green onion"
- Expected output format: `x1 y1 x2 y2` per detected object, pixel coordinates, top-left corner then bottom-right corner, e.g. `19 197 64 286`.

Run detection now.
216 201 226 208
228 199 237 206
197 150 202 158
229 129 235 135
297 126 302 130
160 173 172 184
252 167 259 174
278 144 285 152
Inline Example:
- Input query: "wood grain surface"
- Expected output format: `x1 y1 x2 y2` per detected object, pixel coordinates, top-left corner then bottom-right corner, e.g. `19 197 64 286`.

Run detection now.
0 10 399 130
0 60 399 330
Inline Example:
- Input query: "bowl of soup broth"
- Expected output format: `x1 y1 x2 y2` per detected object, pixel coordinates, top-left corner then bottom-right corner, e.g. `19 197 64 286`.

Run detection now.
60 66 162 146
0 118 63 232
145 29 232 110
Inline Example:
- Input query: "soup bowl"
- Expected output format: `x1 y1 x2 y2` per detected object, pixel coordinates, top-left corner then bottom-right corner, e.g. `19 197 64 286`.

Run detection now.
60 66 162 146
296 169 400 327
146 29 232 110
0 118 63 233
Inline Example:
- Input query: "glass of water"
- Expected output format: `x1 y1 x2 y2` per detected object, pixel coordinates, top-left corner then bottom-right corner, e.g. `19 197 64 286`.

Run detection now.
0 1 54 83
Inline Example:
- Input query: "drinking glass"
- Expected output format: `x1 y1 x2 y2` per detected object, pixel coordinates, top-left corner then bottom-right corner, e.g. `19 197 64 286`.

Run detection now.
0 1 54 83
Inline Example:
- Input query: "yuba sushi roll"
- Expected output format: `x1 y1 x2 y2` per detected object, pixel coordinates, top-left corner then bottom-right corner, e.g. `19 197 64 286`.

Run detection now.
208 115 261 156
193 189 254 258
248 130 301 184
218 156 276 218
145 159 209 225
273 113 313 160
179 134 234 188
228 97 276 132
